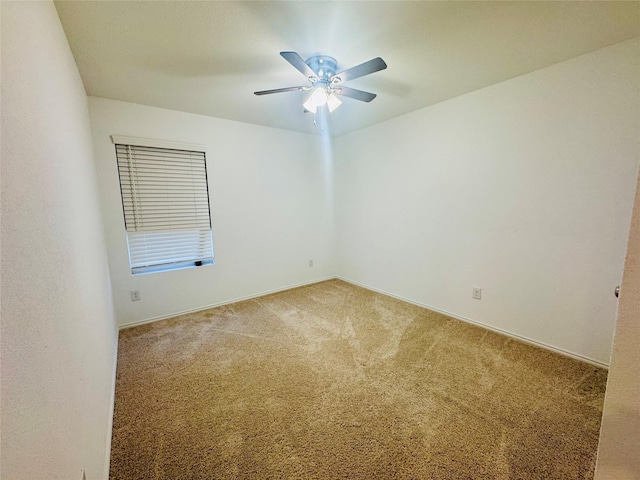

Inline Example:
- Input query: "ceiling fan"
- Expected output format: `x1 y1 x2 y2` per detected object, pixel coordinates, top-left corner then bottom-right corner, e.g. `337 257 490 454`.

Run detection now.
254 52 387 117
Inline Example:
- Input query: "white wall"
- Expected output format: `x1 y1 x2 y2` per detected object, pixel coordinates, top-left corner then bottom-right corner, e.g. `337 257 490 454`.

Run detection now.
595 171 640 479
88 98 334 327
1 2 118 479
334 38 640 366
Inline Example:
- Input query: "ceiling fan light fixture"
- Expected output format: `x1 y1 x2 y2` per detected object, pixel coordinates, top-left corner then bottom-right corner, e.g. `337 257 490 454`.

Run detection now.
303 87 328 113
303 88 342 114
326 93 342 113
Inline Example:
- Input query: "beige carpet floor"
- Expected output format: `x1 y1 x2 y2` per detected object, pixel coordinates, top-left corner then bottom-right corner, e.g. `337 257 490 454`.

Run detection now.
110 279 607 479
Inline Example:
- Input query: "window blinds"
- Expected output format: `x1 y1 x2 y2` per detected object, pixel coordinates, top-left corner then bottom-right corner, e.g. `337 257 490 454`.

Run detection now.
115 143 214 274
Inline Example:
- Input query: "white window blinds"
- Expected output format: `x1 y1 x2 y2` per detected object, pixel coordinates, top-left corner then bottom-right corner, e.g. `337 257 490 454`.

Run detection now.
115 143 214 274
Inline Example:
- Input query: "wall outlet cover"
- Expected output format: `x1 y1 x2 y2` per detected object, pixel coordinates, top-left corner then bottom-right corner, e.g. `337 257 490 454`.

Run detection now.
472 287 482 300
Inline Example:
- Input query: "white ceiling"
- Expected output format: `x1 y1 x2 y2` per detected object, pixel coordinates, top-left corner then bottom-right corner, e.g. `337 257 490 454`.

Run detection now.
55 1 639 137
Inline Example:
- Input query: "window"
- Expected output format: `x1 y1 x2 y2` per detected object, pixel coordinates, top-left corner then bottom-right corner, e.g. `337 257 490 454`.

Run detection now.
113 136 214 274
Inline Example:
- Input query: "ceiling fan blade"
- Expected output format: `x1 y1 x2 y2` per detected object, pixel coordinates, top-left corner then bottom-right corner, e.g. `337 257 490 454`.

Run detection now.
280 51 317 80
254 86 309 96
331 57 387 84
333 86 377 102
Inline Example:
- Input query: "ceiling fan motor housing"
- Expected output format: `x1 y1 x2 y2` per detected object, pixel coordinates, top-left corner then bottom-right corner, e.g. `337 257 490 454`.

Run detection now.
305 55 338 84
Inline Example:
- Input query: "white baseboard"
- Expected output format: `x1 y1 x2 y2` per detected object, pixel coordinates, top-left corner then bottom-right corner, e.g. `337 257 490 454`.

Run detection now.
117 274 609 369
103 334 119 479
118 276 336 330
336 276 609 369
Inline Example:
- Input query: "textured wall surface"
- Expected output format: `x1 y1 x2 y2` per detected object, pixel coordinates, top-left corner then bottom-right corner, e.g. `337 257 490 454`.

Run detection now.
334 39 640 365
595 171 640 479
1 2 118 479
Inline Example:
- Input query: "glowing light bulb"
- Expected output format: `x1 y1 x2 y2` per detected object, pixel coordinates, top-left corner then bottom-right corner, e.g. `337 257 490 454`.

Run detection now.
312 88 327 107
303 88 328 113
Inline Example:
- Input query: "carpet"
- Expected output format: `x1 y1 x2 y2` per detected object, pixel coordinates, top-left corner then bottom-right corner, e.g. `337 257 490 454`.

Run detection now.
109 279 607 479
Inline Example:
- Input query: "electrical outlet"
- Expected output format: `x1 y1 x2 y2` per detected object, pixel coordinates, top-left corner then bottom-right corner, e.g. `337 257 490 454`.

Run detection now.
130 290 141 302
472 287 482 300
308 259 314 267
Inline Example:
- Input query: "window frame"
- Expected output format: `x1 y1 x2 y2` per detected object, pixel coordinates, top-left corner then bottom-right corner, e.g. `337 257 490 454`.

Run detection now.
111 135 214 275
